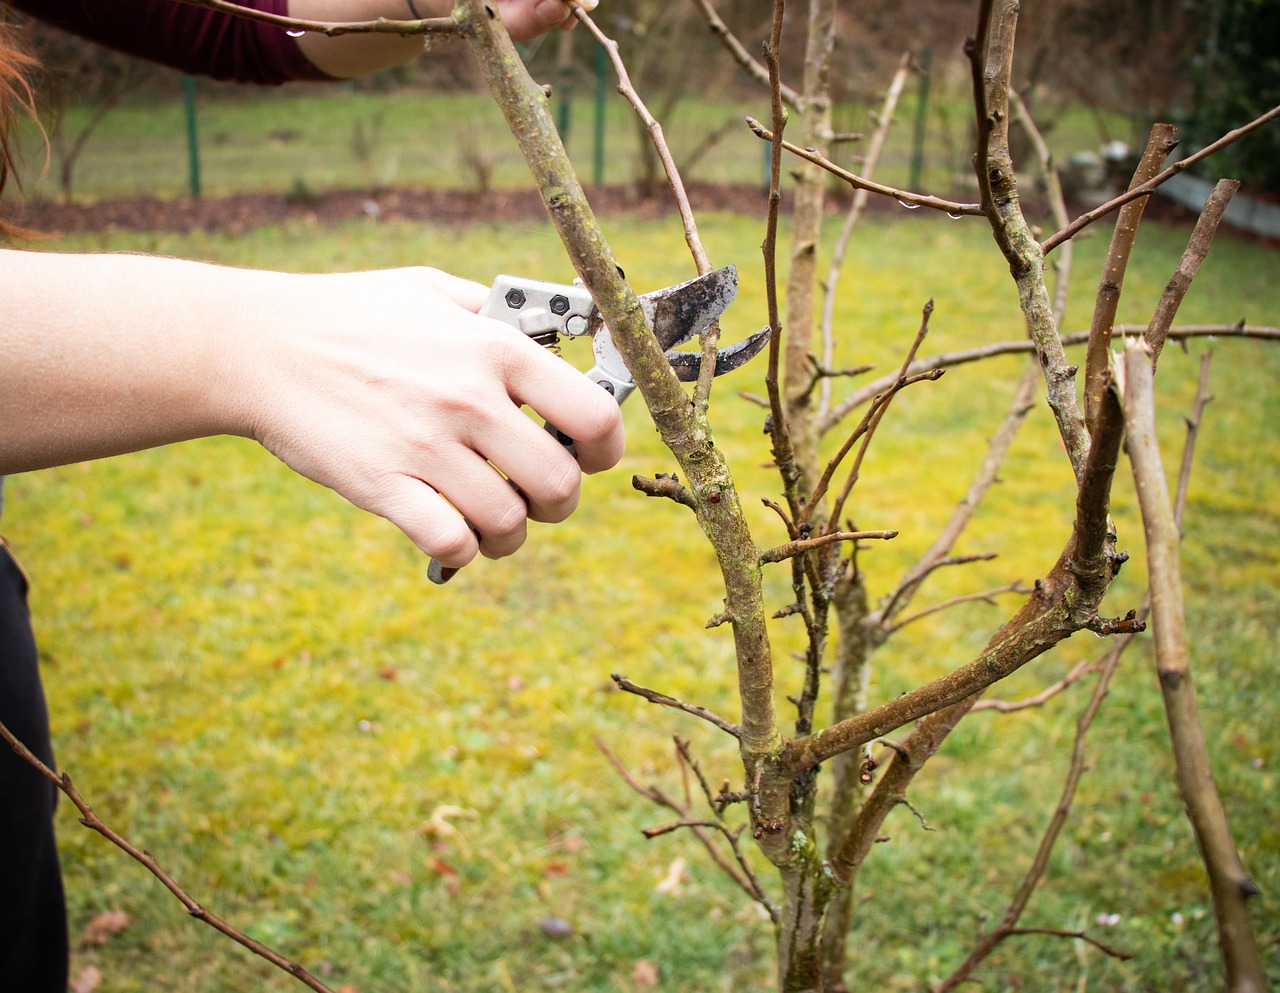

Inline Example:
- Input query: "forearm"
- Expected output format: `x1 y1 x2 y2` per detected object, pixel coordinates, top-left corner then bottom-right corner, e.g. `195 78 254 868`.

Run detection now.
289 0 433 78
0 250 261 474
289 0 598 77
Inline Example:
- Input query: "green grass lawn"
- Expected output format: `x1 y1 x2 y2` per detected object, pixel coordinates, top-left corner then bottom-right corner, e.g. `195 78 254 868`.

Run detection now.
4 206 1278 992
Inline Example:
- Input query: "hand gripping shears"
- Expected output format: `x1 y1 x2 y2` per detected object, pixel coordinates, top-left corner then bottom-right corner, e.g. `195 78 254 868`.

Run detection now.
427 265 769 584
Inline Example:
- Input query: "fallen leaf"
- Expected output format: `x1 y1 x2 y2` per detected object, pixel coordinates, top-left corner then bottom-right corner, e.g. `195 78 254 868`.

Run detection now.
655 858 689 896
419 804 478 856
632 959 660 989
70 966 102 993
82 908 130 947
426 857 461 895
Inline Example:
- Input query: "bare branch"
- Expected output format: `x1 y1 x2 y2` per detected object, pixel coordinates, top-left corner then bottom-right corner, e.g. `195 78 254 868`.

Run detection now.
970 655 1096 713
172 0 455 36
1174 352 1214 528
877 366 1037 627
1146 179 1240 369
0 721 337 993
820 324 1277 435
805 301 936 523
1122 341 1267 990
760 529 898 565
1070 365 1124 600
1008 88 1073 327
632 472 698 511
612 674 742 738
1082 123 1179 435
819 53 913 417
1042 103 1280 254
794 599 1076 773
595 736 778 919
887 581 1031 635
745 118 983 217
572 8 709 278
1005 927 1134 961
687 0 801 109
826 304 936 530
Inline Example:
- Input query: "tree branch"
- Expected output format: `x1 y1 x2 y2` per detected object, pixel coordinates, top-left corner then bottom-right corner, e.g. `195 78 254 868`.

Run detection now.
1082 123 1179 435
818 53 912 418
1121 341 1267 991
760 529 898 565
876 365 1037 628
612 674 742 738
173 0 455 36
819 324 1277 435
886 581 1030 635
1042 103 1280 255
687 0 801 109
460 0 782 783
0 721 337 993
745 118 983 217
632 472 698 511
1145 179 1240 370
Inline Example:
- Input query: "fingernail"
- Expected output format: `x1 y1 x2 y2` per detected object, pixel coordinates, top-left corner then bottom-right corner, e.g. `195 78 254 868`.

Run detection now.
428 559 459 585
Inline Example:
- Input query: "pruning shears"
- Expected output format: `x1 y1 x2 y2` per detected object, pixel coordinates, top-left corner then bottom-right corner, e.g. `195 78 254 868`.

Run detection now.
428 265 768 584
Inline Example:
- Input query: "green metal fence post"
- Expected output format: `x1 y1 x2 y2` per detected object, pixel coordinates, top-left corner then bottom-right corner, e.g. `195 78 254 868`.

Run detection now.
182 75 202 198
908 47 932 192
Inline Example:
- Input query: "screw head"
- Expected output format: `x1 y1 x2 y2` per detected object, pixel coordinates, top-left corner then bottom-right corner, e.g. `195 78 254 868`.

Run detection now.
505 288 527 309
549 294 571 316
598 381 615 395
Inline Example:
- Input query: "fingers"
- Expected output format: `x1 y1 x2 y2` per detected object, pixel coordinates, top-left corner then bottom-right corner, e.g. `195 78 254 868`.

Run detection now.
499 0 597 40
498 332 626 475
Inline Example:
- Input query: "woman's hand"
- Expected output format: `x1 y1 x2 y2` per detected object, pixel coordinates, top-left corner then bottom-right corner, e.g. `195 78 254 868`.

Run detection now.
0 251 625 569
238 266 625 567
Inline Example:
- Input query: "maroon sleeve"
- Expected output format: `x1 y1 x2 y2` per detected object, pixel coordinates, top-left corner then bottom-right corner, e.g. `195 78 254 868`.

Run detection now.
11 0 338 85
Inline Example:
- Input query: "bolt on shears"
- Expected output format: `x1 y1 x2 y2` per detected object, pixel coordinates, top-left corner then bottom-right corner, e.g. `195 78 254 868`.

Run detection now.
428 265 769 584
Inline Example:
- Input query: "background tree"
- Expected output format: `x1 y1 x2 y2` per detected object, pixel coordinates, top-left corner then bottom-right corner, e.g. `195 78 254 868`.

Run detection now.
465 1 1276 990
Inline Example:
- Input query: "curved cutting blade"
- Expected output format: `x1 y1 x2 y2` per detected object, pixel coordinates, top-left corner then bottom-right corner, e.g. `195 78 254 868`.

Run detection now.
666 326 772 382
640 265 739 350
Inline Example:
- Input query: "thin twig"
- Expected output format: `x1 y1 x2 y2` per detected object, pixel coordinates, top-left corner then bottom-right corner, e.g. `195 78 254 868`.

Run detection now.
1006 927 1134 961
970 655 1096 713
760 0 800 513
886 582 1031 635
819 53 913 417
826 303 936 530
687 0 801 109
745 118 983 217
1042 103 1280 254
877 364 1036 629
594 736 778 919
172 0 455 36
1145 179 1240 370
819 324 1277 434
0 721 337 993
1082 123 1179 435
1174 352 1214 529
760 529 898 565
611 674 741 738
632 472 698 510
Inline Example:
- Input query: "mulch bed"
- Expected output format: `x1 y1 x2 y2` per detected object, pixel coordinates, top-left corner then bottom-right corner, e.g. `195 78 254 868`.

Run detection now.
8 182 772 236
